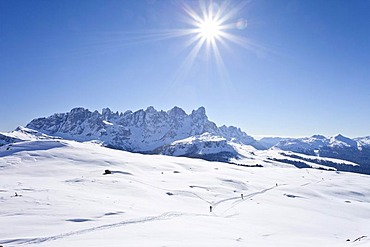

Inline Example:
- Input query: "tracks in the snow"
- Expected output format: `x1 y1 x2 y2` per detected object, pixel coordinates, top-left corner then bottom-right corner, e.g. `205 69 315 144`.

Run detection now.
0 211 184 246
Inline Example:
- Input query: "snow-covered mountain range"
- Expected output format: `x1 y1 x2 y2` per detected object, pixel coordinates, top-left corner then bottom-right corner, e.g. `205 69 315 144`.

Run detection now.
1 106 369 174
263 134 370 170
25 106 263 155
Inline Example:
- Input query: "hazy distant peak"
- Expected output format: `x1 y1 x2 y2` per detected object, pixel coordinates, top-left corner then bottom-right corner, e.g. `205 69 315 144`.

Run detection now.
332 134 357 148
311 134 326 139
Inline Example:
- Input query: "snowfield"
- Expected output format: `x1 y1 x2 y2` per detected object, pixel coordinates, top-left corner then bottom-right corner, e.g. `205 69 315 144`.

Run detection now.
0 140 369 246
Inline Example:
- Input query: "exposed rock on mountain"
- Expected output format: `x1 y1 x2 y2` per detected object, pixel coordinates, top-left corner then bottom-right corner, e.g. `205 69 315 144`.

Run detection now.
26 106 261 157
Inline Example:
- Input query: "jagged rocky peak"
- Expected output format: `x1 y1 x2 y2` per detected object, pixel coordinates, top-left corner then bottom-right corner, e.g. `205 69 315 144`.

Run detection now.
67 107 93 121
191 106 207 119
102 107 113 118
167 106 187 118
219 125 263 148
123 110 132 116
102 108 121 122
70 107 87 114
145 106 156 112
219 125 243 135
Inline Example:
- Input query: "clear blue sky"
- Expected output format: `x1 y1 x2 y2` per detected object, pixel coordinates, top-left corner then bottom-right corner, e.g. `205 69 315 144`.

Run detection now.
1 0 369 138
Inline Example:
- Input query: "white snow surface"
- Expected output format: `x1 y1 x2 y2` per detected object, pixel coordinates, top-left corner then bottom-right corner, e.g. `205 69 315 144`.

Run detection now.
1 140 370 246
1 126 58 141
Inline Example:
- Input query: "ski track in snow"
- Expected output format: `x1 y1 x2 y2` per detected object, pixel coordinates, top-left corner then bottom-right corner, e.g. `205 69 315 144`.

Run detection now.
0 184 280 246
215 184 286 215
0 211 185 246
0 191 262 247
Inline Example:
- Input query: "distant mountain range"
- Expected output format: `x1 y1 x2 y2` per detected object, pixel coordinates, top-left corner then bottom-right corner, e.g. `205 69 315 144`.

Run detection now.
260 134 370 169
1 106 369 174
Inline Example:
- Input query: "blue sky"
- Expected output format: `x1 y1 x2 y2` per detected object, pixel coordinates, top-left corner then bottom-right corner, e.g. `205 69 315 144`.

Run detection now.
1 0 369 138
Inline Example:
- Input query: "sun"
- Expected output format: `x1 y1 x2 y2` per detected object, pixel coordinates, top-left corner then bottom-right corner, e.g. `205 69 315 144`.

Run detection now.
182 1 229 50
172 0 243 80
137 0 251 84
197 15 222 43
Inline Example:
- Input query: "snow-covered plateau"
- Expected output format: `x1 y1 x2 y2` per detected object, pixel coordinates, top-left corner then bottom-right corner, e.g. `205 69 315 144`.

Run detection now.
0 138 370 246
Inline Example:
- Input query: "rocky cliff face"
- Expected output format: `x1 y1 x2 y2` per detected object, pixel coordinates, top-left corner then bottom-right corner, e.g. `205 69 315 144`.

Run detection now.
26 106 261 154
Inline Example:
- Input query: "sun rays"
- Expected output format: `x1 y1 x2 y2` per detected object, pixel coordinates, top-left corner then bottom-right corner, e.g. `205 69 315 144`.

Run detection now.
81 1 253 86
167 0 250 86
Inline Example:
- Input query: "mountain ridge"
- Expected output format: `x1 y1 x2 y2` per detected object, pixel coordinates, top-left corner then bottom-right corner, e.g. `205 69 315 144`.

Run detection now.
25 106 262 155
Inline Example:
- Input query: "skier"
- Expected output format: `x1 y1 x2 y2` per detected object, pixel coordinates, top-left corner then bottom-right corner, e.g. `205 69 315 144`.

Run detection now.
241 193 244 200
210 205 213 213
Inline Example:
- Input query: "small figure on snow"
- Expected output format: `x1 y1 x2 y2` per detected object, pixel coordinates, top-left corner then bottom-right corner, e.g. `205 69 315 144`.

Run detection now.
241 194 244 200
210 205 213 213
12 192 22 197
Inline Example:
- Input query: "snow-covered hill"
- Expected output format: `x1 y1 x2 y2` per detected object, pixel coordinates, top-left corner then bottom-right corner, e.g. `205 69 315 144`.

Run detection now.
0 139 369 246
158 133 239 162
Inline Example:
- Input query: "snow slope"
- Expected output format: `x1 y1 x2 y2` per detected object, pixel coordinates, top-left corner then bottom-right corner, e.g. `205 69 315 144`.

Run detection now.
1 140 370 246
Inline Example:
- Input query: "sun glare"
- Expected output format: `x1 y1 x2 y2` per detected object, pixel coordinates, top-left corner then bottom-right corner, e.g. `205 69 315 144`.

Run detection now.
198 17 222 42
89 1 254 86
169 1 247 82
122 1 252 85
